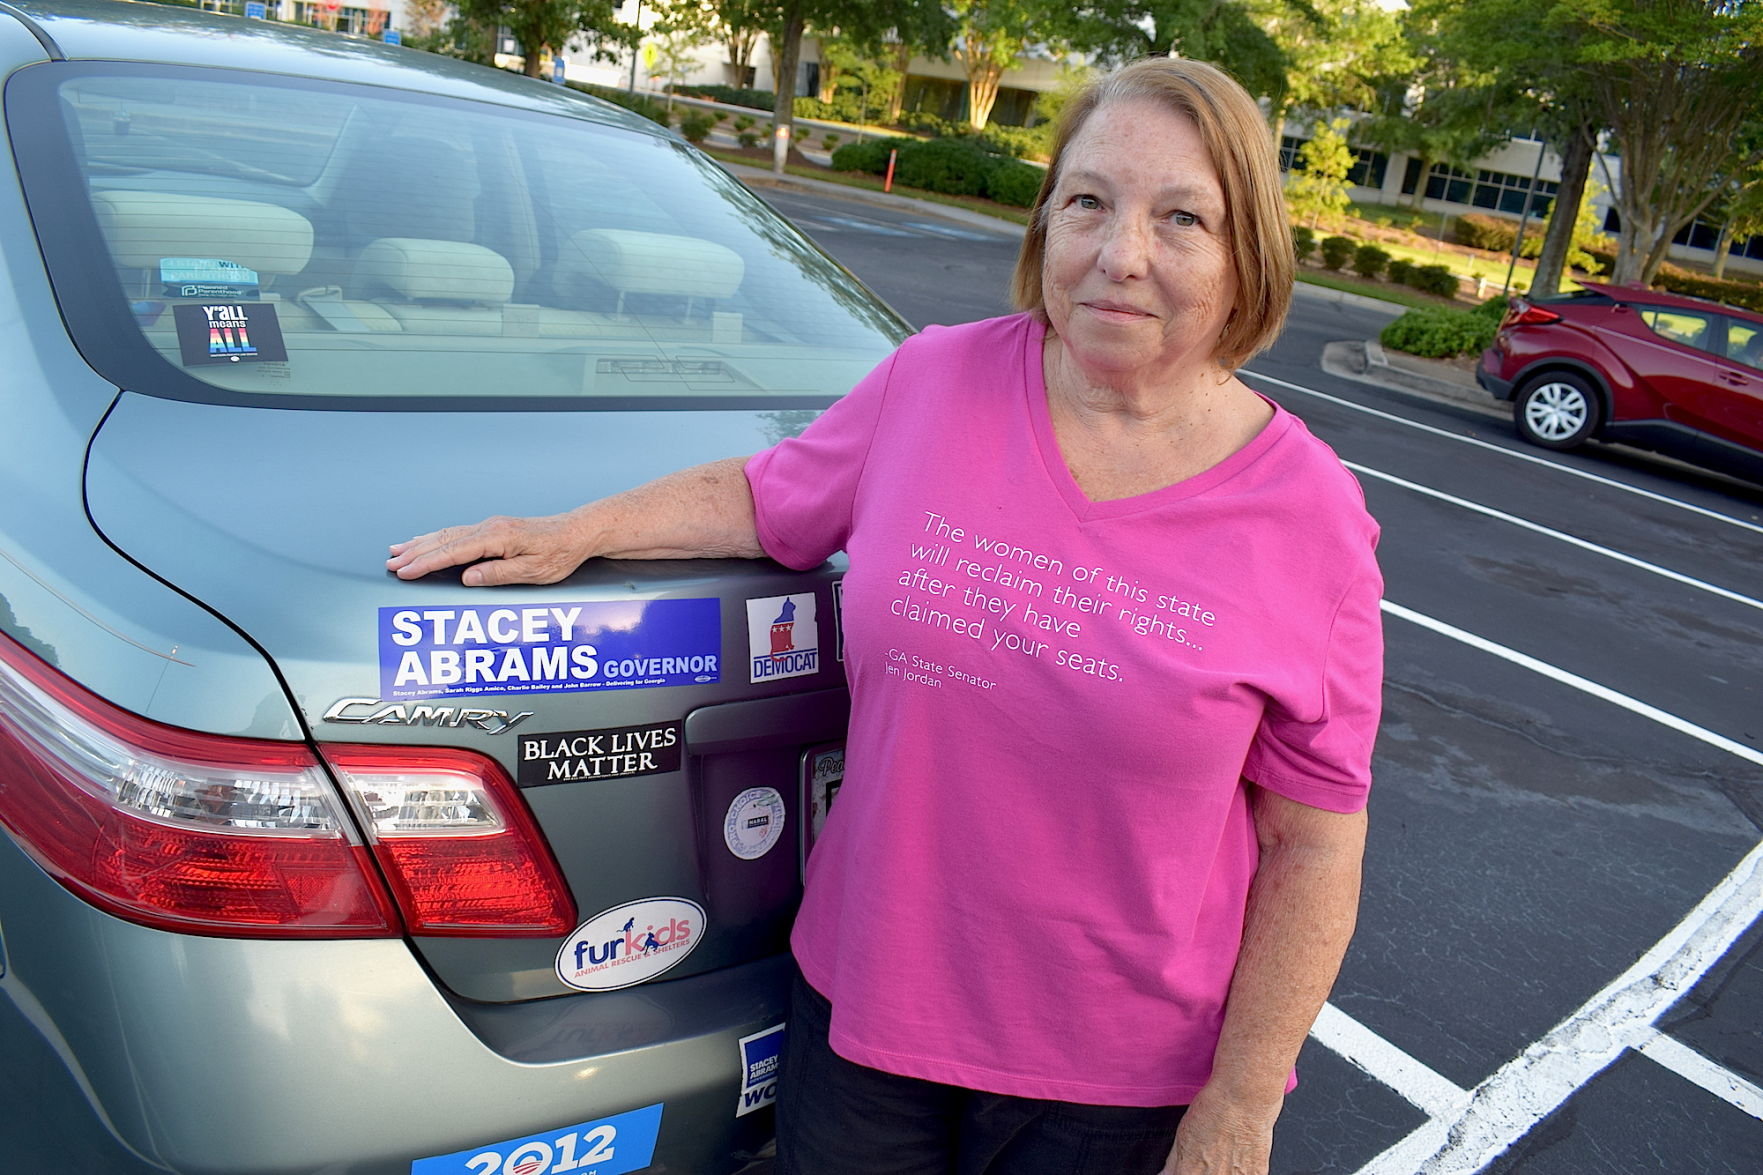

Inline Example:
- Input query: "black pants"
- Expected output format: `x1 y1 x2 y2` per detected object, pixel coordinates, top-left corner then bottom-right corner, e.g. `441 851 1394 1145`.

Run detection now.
775 972 1187 1175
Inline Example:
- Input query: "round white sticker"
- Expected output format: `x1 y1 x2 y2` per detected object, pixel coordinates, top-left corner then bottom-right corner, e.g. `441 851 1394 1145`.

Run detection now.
555 897 705 992
723 787 786 860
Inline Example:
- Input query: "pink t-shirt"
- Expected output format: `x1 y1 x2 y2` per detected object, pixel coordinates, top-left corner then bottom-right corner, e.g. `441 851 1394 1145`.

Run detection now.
745 314 1383 1106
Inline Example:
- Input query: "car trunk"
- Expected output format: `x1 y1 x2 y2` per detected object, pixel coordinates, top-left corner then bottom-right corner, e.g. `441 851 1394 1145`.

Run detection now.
83 390 844 1002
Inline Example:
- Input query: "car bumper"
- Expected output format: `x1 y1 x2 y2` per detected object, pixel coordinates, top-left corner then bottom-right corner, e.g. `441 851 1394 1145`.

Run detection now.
0 838 784 1175
1476 349 1515 400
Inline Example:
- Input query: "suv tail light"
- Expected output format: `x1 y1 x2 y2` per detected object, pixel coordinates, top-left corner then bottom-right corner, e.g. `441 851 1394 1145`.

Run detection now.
0 630 572 939
1506 299 1562 327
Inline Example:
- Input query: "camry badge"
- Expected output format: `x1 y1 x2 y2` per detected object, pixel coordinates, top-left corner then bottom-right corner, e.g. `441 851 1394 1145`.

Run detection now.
321 696 535 735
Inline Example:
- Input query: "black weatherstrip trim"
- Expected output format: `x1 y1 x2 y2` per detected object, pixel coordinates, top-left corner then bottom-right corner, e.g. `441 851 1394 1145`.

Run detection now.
0 2 64 59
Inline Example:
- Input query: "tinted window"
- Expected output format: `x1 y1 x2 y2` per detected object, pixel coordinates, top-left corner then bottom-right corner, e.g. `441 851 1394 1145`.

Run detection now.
13 63 906 408
1725 318 1763 371
1638 307 1716 353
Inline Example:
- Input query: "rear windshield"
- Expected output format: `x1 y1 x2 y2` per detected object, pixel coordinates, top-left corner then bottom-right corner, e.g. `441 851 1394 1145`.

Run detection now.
10 62 907 409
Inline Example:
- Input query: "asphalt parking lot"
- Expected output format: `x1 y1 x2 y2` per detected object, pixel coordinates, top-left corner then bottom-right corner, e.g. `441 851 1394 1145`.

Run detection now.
742 169 1763 1174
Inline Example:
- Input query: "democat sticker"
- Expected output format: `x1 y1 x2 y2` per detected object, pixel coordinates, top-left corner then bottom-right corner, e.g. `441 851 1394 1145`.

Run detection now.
746 593 819 682
556 897 705 992
409 1102 662 1175
378 599 720 701
723 787 785 860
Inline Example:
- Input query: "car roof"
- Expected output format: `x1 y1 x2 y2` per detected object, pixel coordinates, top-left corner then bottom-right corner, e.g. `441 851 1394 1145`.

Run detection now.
1576 280 1763 327
3 0 660 136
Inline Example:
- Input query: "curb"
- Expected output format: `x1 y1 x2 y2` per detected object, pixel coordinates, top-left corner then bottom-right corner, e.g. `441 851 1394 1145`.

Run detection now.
1322 340 1507 419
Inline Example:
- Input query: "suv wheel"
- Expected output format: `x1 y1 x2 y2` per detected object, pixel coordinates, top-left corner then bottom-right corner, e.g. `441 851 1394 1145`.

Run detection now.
1515 372 1601 450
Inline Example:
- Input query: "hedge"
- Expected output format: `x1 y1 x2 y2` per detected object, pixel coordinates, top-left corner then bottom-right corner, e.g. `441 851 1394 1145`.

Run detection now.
677 84 775 110
1380 307 1498 358
985 159 1046 208
1292 225 1316 262
565 82 670 127
1352 244 1391 280
1320 235 1356 270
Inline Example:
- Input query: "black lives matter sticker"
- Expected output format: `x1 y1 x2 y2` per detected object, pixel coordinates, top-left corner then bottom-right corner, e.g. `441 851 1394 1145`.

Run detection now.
517 721 683 787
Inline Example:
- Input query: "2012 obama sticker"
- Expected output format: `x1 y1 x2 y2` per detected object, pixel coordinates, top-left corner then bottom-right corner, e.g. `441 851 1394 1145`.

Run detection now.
723 787 785 860
172 301 287 365
379 599 719 700
746 593 819 682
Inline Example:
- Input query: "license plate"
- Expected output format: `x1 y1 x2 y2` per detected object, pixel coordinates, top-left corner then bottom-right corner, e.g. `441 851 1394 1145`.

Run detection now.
411 1103 662 1175
799 743 844 878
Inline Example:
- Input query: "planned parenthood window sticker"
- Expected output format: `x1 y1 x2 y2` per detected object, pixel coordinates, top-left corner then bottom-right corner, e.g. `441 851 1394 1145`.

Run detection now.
379 599 720 701
746 593 819 683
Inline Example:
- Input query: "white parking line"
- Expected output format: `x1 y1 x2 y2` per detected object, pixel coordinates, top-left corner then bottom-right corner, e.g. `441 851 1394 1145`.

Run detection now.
1241 369 1763 537
1346 461 1763 614
1351 835 1763 1174
1636 1032 1763 1119
1381 601 1763 768
1317 602 1763 1172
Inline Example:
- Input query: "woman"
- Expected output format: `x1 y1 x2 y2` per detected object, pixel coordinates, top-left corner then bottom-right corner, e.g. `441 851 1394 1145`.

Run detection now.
389 57 1382 1175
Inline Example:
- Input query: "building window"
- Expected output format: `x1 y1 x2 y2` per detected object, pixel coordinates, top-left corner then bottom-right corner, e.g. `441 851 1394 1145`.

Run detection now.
1278 137 1388 189
1424 164 1555 216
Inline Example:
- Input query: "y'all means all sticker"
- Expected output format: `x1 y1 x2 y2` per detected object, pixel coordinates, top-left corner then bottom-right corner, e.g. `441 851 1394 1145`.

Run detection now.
746 593 819 683
518 722 681 786
379 600 719 701
723 787 785 860
556 897 704 992
409 1102 662 1175
736 1024 785 1117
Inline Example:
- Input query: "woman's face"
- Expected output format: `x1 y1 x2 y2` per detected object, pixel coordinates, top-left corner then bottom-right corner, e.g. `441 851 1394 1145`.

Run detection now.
1041 98 1238 390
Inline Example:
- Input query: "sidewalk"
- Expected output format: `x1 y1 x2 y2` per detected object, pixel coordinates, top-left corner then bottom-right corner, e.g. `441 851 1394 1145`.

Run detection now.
719 158 1504 416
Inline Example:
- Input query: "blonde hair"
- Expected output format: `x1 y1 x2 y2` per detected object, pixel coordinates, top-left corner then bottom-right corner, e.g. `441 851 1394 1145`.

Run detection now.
1009 57 1294 372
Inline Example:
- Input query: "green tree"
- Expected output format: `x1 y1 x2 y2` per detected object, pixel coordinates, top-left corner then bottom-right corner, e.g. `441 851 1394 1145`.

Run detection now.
1285 117 1355 230
949 1 1071 130
1556 0 1763 284
455 0 630 78
1068 0 1290 104
1254 0 1411 143
1709 161 1763 281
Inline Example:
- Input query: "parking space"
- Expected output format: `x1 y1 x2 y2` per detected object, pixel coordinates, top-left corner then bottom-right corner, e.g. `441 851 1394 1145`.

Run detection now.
753 176 1763 1172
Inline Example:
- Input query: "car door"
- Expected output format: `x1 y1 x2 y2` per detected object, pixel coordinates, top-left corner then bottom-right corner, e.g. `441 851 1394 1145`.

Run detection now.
1605 303 1763 449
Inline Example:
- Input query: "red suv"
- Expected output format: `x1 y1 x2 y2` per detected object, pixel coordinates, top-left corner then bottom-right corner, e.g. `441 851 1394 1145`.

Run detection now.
1477 280 1763 484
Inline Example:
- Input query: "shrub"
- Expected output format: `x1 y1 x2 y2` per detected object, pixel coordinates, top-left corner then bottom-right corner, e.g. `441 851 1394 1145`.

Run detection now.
892 137 1000 198
1380 308 1499 358
829 137 915 175
1654 271 1763 313
1454 212 1517 253
1292 225 1316 262
1352 244 1391 280
1472 295 1510 322
733 114 756 133
565 82 669 127
1319 235 1356 270
1386 258 1413 285
985 159 1045 208
678 84 774 110
967 122 1054 162
821 133 841 152
736 130 762 149
1408 263 1461 298
899 110 955 135
678 110 716 144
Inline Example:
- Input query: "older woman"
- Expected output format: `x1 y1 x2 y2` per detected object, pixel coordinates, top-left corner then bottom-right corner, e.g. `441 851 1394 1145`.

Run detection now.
389 57 1381 1175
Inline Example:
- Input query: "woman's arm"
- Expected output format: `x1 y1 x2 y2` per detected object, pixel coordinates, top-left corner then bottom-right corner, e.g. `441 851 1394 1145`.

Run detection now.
386 456 763 586
1162 788 1367 1175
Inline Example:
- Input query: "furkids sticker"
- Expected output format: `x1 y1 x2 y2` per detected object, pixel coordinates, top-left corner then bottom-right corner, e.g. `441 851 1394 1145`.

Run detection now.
518 721 682 786
556 897 705 992
172 302 288 365
378 599 720 701
736 1024 785 1117
409 1102 662 1175
722 787 785 860
746 593 819 683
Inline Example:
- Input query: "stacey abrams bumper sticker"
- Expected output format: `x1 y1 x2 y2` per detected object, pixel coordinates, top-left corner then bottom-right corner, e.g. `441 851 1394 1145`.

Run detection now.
378 599 719 700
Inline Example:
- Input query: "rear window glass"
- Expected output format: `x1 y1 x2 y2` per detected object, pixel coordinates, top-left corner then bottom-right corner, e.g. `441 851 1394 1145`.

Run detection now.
11 63 906 408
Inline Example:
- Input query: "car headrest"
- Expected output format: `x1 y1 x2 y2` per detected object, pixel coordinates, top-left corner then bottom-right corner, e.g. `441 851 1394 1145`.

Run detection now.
558 229 745 300
92 191 314 277
355 238 515 303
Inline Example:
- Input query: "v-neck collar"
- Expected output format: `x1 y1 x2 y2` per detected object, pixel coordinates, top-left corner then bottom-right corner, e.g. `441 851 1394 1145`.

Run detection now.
1021 316 1291 521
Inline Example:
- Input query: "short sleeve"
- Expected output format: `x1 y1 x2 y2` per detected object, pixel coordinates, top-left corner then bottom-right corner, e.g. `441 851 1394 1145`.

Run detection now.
744 346 899 570
1242 566 1384 813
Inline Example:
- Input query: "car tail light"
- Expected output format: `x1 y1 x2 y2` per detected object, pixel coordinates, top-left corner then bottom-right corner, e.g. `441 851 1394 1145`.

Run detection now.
1507 301 1562 327
0 630 574 939
0 629 396 937
322 744 576 937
